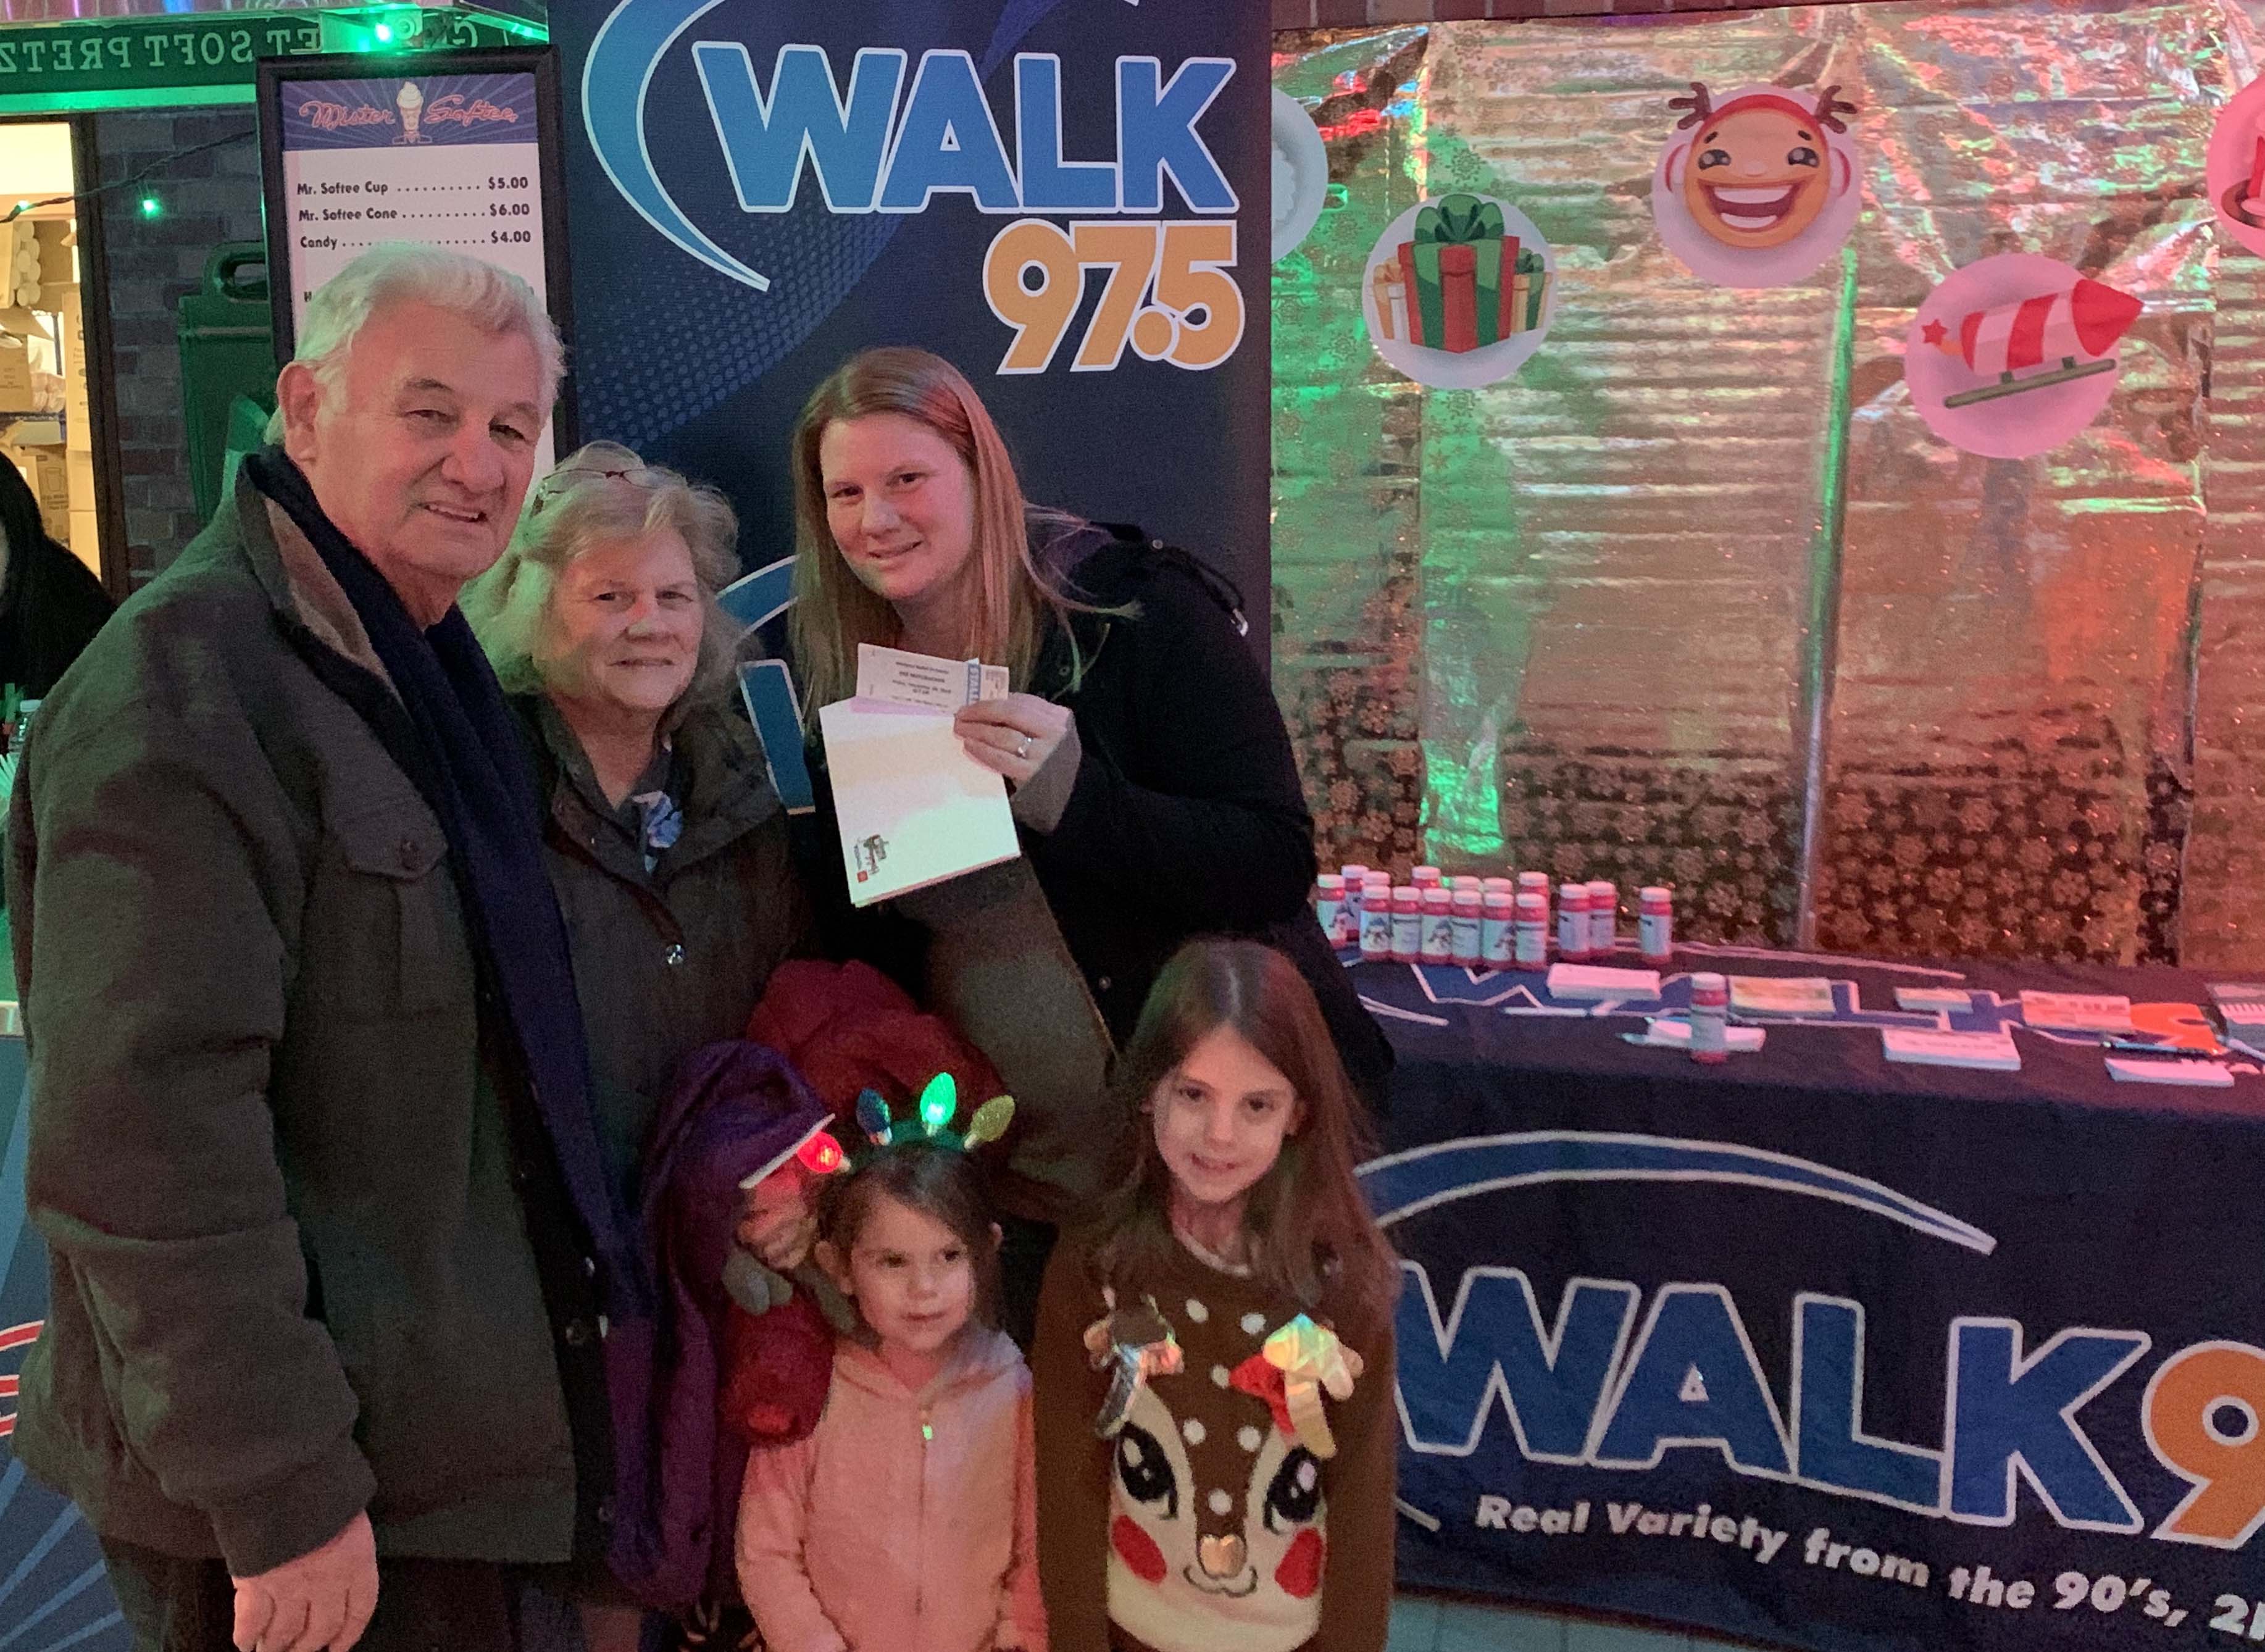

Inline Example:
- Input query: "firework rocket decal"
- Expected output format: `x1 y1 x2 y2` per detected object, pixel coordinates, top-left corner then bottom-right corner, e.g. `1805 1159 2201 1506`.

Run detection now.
1922 277 2142 409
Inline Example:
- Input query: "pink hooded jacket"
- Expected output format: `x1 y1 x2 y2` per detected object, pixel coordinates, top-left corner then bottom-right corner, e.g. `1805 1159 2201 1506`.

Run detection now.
736 1326 1047 1652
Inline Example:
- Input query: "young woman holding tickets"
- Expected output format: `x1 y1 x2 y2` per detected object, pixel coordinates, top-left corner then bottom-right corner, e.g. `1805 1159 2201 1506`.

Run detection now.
780 347 1389 1334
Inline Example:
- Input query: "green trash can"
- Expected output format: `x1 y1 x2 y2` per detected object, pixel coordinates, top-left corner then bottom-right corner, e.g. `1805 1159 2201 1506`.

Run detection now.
178 244 277 524
215 392 272 520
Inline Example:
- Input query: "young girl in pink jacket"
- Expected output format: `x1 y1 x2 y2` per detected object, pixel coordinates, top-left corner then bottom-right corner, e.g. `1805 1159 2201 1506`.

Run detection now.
737 1139 1047 1652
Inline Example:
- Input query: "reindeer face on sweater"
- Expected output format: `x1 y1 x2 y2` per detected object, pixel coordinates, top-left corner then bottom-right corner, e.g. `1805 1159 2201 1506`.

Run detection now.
1103 1301 1329 1652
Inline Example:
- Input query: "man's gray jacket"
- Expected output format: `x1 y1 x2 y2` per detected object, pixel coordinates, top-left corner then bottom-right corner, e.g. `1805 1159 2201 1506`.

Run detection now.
6 467 580 1576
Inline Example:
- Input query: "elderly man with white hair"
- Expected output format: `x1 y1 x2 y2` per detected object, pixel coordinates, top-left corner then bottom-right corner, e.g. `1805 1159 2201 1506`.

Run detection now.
5 244 636 1651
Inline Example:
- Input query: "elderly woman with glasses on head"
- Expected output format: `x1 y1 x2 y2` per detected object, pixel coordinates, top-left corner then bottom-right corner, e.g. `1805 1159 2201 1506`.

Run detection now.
466 441 813 1646
467 436 812 1227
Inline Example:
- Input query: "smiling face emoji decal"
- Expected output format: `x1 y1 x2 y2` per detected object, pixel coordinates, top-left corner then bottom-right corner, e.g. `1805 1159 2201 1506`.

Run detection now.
1683 103 1832 249
1656 83 1861 277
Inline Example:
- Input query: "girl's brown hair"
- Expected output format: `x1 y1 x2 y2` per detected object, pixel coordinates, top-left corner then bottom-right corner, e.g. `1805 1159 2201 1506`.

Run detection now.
1092 940 1398 1325
815 1140 1003 1333
785 345 1089 717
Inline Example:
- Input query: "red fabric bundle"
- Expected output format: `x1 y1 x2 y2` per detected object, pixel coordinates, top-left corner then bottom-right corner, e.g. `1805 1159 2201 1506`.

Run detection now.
746 959 1006 1125
720 1285 834 1445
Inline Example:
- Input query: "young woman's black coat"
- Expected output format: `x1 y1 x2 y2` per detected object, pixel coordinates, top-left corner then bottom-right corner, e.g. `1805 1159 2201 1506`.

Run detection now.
798 523 1392 1107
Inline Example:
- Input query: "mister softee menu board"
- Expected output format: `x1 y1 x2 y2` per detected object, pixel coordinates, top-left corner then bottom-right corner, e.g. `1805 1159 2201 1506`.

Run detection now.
278 70 544 312
261 49 575 461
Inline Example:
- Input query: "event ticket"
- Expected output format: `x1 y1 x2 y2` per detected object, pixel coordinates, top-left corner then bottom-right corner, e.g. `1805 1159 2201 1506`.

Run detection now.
1546 964 1662 1001
1630 1019 1764 1052
1881 1028 2021 1072
1729 976 1835 1016
854 643 1010 711
1893 987 1975 1014
2106 1056 2236 1087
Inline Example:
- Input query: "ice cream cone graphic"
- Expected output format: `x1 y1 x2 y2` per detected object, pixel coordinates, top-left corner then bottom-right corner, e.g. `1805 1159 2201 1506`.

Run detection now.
396 81 425 144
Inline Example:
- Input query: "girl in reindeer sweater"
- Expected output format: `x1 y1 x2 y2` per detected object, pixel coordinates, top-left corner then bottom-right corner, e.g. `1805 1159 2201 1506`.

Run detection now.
1033 939 1399 1652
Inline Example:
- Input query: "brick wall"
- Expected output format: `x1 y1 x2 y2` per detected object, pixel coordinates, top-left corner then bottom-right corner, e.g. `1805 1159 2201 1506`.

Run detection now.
1274 0 1860 24
92 110 265 586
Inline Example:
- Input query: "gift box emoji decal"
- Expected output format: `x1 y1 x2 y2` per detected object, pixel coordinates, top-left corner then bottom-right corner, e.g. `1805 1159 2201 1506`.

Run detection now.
1362 191 1556 390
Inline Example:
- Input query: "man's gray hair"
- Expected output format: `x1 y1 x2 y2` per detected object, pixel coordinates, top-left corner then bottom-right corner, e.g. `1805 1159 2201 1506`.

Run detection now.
265 243 564 440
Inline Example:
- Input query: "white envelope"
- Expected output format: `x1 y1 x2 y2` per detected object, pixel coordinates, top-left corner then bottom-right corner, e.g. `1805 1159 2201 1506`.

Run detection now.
820 697 1020 907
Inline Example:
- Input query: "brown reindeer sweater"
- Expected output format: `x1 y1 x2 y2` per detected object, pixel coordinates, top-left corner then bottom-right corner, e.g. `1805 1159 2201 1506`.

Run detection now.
1031 1232 1396 1652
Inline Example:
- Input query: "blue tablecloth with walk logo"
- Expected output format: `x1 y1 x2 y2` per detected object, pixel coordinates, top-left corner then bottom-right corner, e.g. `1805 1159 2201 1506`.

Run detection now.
6 940 2265 1652
1358 943 2265 1651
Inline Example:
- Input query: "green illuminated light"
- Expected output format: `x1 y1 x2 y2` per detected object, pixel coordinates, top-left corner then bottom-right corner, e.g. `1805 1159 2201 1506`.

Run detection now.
917 1072 957 1134
468 10 548 42
138 195 162 219
0 86 254 115
372 22 392 41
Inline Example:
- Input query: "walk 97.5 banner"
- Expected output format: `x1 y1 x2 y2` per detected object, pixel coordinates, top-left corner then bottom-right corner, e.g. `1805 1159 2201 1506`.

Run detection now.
1361 953 2265 1652
551 0 1269 624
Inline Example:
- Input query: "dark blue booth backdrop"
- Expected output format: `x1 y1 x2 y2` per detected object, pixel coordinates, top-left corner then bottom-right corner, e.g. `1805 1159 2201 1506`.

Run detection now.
556 0 1274 632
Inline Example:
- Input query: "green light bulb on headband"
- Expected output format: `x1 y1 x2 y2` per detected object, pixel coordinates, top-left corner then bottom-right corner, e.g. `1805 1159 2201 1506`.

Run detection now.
919 1071 958 1136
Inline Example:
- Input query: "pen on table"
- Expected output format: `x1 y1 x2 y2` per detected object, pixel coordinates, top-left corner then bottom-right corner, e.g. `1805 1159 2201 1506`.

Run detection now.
2097 1037 2222 1058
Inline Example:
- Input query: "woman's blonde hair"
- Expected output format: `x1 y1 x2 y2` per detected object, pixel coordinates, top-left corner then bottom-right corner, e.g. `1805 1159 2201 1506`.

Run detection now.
464 440 740 719
787 346 1085 717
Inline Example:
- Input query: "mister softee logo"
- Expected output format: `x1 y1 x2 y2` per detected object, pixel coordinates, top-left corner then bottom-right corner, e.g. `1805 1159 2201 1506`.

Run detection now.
583 0 1245 374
